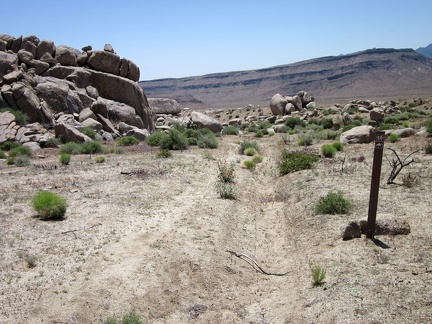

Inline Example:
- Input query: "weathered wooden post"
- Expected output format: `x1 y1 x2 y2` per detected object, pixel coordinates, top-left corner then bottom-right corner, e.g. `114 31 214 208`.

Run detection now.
366 131 385 239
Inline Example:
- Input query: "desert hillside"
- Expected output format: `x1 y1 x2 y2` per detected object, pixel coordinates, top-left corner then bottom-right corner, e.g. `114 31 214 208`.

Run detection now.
140 48 432 109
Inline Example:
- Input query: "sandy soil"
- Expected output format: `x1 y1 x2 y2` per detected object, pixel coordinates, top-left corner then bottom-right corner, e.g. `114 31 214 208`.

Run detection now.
0 131 431 323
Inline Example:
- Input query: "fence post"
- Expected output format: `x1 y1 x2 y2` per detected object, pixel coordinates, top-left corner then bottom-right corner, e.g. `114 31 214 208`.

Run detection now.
366 131 385 239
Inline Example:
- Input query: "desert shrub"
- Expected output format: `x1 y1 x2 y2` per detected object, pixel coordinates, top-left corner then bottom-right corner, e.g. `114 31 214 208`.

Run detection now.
321 118 334 129
332 141 343 151
0 108 28 126
321 144 336 158
257 121 272 130
388 133 399 143
80 127 97 139
156 148 172 158
160 129 188 150
285 117 305 129
384 116 400 125
215 160 236 200
187 137 198 145
0 150 6 159
104 309 144 324
60 142 82 154
297 134 313 146
376 123 393 131
279 150 319 175
254 130 264 138
425 144 432 154
59 153 71 165
246 124 258 133
145 131 168 146
31 190 67 220
426 119 432 135
197 132 218 149
217 159 235 183
401 121 410 128
0 140 21 151
402 173 420 188
252 154 264 163
183 128 201 140
14 155 30 167
242 159 256 169
116 136 139 146
310 264 326 286
80 141 103 154
6 156 15 165
222 126 239 135
307 118 321 125
239 141 260 154
314 190 351 215
95 156 106 163
171 122 187 132
42 137 60 148
244 147 258 156
8 145 32 158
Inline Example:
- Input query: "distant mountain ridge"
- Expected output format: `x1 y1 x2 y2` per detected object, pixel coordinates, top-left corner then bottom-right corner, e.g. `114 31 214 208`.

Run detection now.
139 48 432 109
416 43 432 59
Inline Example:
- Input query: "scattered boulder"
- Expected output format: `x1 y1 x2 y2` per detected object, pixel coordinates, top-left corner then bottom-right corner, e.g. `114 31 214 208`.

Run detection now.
191 111 222 132
340 125 376 144
54 121 91 143
389 128 415 138
270 94 287 115
148 98 181 115
369 108 384 122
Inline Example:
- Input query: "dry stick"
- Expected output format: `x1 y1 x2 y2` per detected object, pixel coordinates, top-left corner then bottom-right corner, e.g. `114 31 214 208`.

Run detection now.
61 223 102 235
386 148 420 184
226 250 289 276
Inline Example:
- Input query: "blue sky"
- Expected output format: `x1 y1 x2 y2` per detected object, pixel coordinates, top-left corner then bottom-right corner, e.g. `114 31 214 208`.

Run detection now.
2 0 431 80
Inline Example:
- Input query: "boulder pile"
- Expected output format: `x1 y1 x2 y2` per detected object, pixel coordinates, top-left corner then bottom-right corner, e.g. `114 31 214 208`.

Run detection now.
270 91 315 115
0 34 155 148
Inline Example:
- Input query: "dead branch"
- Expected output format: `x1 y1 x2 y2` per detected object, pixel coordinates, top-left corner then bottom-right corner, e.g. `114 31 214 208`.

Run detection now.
61 223 102 235
226 250 289 276
386 148 420 184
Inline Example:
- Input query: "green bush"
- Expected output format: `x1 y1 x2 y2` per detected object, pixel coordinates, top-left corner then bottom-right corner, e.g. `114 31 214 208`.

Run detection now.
187 137 198 145
95 156 106 163
242 159 256 169
222 126 239 135
239 141 260 154
14 155 30 167
160 129 188 150
426 119 432 135
279 150 319 175
60 142 82 154
252 154 264 163
321 118 334 129
197 133 218 149
314 190 351 215
297 134 313 146
0 150 6 159
321 144 336 158
42 137 60 148
80 141 103 154
6 156 14 165
285 117 306 129
59 153 71 165
310 264 326 286
31 191 67 220
376 123 393 131
156 148 172 158
0 108 28 126
145 131 168 146
388 133 399 143
0 140 21 151
104 309 144 324
425 144 432 154
116 136 139 146
244 147 258 156
332 141 343 151
80 127 97 139
254 130 264 138
9 145 32 158
384 116 400 125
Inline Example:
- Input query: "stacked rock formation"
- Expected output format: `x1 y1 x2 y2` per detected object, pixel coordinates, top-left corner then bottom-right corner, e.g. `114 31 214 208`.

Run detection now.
0 34 155 147
270 91 314 115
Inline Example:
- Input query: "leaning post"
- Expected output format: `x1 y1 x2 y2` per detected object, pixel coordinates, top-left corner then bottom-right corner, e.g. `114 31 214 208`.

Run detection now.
366 131 385 239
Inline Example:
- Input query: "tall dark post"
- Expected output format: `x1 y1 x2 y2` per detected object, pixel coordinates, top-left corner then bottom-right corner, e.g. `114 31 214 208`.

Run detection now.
366 131 385 239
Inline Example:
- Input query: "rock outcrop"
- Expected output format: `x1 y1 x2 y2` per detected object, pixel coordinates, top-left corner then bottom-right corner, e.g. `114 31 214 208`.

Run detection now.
0 33 155 148
270 91 313 115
